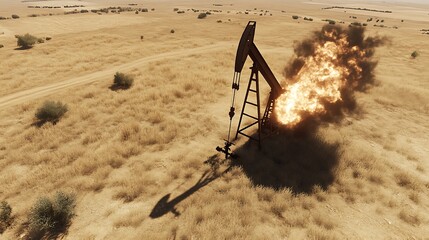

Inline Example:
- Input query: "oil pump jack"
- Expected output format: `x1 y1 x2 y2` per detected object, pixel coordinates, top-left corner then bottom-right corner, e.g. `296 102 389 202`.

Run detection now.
216 21 284 159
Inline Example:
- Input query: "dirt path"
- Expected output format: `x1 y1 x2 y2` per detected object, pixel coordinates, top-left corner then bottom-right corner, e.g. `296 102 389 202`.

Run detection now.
0 42 231 109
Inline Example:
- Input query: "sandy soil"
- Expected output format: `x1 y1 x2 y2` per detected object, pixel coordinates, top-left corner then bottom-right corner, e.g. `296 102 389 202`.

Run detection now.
0 0 428 239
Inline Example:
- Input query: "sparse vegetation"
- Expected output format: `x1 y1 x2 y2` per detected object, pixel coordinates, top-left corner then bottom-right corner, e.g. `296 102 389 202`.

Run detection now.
322 6 393 13
292 15 299 20
112 72 134 89
17 33 38 49
197 12 207 19
35 101 68 124
28 192 76 236
398 209 422 226
350 22 362 27
0 44 3 48
322 19 336 25
0 201 12 233
11 14 19 19
170 29 175 33
0 5 428 239
411 50 419 59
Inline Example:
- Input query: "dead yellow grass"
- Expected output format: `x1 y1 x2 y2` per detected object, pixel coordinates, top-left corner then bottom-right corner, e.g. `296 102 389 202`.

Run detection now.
1 0 429 239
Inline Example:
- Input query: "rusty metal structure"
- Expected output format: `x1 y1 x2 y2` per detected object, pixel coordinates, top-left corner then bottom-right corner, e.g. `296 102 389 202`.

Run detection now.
217 21 284 158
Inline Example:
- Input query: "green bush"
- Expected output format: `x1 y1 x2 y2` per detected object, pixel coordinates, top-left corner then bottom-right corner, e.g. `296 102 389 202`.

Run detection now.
197 12 207 19
0 201 12 233
411 51 419 59
112 72 134 89
35 101 68 124
28 192 75 235
17 33 38 49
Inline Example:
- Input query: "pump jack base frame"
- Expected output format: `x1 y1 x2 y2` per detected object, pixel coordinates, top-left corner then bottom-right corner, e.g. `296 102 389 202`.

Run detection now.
234 64 276 149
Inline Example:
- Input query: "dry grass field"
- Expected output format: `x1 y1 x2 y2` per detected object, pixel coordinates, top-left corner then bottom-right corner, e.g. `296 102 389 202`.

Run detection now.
1 0 429 239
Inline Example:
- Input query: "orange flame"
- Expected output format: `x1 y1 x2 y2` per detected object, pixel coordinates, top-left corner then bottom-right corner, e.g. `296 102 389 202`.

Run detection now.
275 28 365 127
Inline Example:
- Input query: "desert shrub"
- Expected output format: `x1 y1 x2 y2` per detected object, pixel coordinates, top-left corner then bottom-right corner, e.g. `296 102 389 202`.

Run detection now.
35 101 68 124
328 20 336 25
170 29 175 33
177 11 185 14
11 14 20 19
398 209 421 226
304 17 313 21
173 8 179 11
197 13 207 19
37 38 45 43
135 10 139 14
28 14 40 17
142 8 148 12
28 192 75 235
411 51 419 59
0 201 12 232
17 33 38 49
0 16 7 20
292 15 299 19
151 8 155 11
80 9 88 13
0 44 3 48
46 37 52 41
112 72 134 89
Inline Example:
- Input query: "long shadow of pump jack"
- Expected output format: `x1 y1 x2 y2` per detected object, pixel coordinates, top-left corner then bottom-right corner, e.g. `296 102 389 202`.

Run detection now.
150 155 231 219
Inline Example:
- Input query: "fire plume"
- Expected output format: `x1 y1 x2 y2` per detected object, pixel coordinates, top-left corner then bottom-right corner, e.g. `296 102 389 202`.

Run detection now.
275 25 384 128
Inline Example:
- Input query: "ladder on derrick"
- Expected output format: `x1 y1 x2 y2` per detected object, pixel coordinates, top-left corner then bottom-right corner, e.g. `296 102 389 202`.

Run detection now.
235 64 262 148
262 93 276 129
